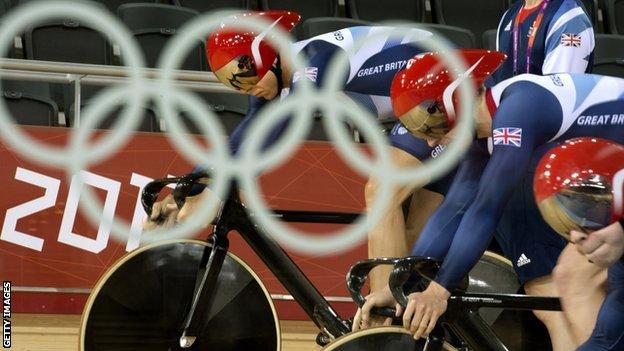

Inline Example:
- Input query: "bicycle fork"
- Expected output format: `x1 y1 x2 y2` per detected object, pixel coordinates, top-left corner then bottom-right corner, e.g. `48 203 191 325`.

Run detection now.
178 218 230 348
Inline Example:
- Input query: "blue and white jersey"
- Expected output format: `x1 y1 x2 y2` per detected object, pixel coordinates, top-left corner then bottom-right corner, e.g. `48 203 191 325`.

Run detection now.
196 26 444 194
288 26 432 118
412 73 624 291
489 0 594 85
228 26 435 154
489 73 624 143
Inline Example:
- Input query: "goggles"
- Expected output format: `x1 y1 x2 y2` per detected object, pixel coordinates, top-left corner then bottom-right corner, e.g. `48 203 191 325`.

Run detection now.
538 174 614 240
397 100 449 140
213 54 260 90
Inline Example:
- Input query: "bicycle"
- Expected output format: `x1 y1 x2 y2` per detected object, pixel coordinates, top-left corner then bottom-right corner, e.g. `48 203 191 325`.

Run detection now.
341 256 562 351
79 171 549 350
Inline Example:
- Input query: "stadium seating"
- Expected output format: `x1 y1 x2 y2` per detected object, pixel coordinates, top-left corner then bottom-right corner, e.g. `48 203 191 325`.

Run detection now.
593 33 624 77
170 0 251 13
0 0 15 57
117 3 205 70
177 92 248 135
304 111 359 141
199 91 249 110
594 33 624 59
577 0 600 25
432 0 509 47
260 0 339 19
180 106 246 135
92 0 159 15
421 23 477 48
301 17 371 39
259 0 339 39
2 80 59 126
62 84 102 116
593 59 624 77
21 0 112 64
307 117 332 141
68 101 161 132
345 0 426 22
604 0 624 34
482 29 498 50
0 0 9 15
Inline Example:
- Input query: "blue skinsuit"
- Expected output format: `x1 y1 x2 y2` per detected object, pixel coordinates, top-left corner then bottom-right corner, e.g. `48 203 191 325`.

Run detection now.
412 73 624 350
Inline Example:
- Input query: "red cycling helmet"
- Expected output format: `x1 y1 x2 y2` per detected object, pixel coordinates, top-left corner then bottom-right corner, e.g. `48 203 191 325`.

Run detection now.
390 49 506 140
207 10 300 90
534 137 624 241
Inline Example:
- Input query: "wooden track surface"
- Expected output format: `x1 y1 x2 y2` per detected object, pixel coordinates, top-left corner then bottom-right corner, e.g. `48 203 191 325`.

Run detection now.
10 314 320 351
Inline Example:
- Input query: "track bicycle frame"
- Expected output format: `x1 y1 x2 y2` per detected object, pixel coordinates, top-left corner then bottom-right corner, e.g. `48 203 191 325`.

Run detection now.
348 256 563 351
143 172 563 350
142 173 357 348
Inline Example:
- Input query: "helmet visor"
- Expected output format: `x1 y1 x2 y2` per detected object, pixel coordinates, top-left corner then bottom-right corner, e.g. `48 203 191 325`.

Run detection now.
398 101 449 139
554 187 613 231
538 175 614 241
213 54 260 90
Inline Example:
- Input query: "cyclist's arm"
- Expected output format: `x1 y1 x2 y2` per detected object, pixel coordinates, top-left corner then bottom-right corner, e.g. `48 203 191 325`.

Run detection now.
187 95 269 194
433 87 560 291
434 142 534 290
410 142 489 260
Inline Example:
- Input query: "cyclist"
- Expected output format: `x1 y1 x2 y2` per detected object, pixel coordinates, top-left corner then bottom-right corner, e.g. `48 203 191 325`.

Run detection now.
534 137 624 350
142 11 462 305
365 49 624 349
142 11 455 229
358 0 595 332
145 12 592 340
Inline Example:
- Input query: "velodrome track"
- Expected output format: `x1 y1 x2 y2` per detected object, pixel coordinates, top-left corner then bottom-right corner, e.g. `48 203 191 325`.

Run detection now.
12 314 320 351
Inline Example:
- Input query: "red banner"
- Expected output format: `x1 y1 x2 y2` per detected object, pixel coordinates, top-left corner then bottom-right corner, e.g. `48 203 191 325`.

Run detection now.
0 126 368 319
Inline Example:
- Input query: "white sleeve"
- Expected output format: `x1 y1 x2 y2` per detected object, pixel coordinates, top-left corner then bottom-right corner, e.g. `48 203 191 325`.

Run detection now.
542 7 595 74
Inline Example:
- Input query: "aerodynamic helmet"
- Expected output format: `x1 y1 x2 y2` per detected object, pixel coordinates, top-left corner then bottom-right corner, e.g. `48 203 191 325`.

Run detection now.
534 137 624 241
390 49 506 139
207 10 300 90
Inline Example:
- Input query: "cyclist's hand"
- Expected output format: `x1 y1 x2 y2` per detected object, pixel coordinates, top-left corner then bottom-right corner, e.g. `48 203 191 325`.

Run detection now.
401 281 449 340
352 285 396 332
142 194 178 230
176 187 218 228
571 221 624 267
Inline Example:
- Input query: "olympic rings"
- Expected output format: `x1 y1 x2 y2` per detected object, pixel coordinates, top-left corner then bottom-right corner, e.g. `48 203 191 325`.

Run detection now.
0 2 473 254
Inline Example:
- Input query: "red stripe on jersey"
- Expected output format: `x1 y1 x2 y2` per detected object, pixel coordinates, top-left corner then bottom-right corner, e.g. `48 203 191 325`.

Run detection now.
485 89 498 118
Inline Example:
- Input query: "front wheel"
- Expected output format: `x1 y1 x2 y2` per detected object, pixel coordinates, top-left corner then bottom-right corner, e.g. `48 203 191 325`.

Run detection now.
80 239 280 351
322 327 458 351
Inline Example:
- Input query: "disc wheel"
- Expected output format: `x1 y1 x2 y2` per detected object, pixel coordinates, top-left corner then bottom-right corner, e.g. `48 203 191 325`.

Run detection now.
322 327 424 351
322 327 458 351
80 239 279 351
469 251 519 325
